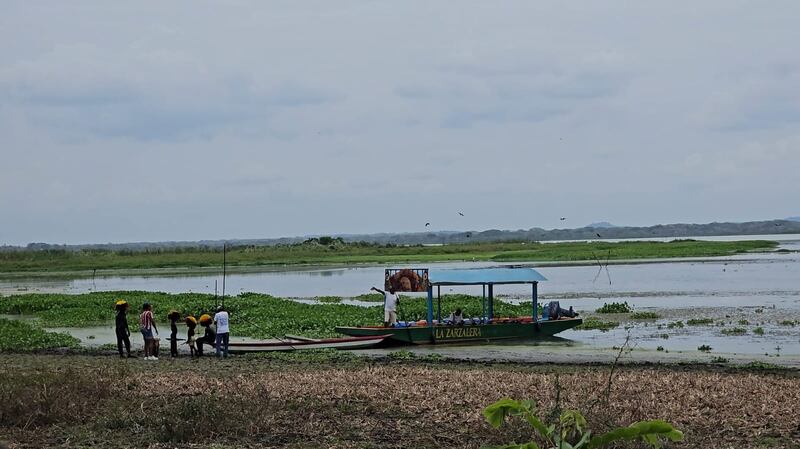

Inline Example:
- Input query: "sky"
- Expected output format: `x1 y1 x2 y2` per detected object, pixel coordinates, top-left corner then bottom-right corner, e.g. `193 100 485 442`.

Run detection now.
2 1 799 245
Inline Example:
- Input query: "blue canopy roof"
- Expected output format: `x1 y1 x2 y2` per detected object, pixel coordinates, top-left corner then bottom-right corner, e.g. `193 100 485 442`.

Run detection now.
428 267 547 286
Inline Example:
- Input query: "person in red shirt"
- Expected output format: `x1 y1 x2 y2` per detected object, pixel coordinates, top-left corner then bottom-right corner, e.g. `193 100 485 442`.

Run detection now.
139 302 159 360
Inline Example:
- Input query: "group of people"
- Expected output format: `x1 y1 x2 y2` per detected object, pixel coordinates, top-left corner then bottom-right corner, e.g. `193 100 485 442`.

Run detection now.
113 300 231 360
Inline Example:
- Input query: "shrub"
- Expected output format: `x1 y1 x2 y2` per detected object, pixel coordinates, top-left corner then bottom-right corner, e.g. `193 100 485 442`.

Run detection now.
721 327 747 336
483 398 683 449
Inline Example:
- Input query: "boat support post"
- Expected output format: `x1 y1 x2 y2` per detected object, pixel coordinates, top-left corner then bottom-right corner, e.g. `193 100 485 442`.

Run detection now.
532 282 538 322
426 286 434 326
488 283 494 320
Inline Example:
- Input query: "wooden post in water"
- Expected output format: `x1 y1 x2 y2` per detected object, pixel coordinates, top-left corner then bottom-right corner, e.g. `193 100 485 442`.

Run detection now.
532 282 539 322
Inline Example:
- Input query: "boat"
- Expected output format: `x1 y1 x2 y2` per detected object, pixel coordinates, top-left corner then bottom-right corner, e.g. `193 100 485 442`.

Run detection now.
226 334 392 353
336 267 582 344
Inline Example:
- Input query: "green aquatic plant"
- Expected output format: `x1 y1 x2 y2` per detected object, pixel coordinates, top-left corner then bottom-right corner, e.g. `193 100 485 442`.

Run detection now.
0 319 79 351
753 327 765 336
575 318 619 332
778 320 796 327
483 398 683 449
710 356 729 364
738 319 750 325
697 345 712 352
630 311 659 320
595 302 632 314
721 327 747 336
686 318 713 325
666 321 684 329
316 296 342 303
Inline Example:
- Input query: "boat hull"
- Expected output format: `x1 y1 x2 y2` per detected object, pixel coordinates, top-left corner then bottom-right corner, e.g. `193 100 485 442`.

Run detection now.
335 318 582 344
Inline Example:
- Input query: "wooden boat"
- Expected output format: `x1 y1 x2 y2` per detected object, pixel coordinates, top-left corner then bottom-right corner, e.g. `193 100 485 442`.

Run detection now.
336 317 581 344
337 267 582 344
226 334 391 353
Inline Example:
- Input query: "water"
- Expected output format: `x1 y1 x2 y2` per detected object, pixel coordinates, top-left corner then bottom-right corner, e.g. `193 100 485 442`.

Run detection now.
2 234 799 363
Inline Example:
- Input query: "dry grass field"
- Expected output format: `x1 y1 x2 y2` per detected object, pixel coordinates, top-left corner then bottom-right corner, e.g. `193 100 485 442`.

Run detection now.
0 353 798 448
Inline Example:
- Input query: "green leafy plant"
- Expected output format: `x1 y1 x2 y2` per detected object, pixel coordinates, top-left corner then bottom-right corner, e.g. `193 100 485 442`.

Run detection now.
778 320 796 326
483 398 683 449
698 345 712 352
738 319 750 325
575 318 619 332
595 302 632 314
753 327 764 336
721 327 747 336
686 318 713 326
630 311 658 320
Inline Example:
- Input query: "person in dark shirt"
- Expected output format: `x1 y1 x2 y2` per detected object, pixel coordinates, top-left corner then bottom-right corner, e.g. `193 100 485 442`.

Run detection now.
168 310 181 357
114 300 133 358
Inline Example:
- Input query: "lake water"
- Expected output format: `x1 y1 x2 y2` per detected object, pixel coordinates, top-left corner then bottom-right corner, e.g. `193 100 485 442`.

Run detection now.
2 234 798 364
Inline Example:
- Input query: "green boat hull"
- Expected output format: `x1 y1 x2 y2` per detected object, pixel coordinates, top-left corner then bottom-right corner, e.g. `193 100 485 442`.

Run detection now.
335 318 582 344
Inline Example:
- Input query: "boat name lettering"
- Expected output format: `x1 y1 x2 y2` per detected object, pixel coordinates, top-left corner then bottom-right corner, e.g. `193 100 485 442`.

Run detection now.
434 327 482 339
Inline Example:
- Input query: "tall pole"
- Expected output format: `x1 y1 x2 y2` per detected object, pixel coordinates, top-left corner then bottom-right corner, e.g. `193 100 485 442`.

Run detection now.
222 242 227 307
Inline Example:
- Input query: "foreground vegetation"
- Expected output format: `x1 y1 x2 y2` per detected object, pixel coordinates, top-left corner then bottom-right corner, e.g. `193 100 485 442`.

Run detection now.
0 354 797 448
0 239 777 273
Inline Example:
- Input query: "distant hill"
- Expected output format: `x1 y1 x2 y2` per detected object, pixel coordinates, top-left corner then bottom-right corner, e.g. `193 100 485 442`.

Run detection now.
4 219 800 252
587 221 618 228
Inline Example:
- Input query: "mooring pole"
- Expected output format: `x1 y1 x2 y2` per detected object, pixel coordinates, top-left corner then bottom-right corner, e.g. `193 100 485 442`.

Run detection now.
221 243 227 308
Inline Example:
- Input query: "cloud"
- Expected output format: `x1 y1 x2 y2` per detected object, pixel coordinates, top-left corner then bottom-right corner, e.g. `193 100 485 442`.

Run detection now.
0 44 340 141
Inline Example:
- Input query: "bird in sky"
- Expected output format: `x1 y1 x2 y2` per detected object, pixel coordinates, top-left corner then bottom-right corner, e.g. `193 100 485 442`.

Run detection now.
425 222 430 227
560 217 567 221
458 212 464 216
596 233 602 238
466 233 471 238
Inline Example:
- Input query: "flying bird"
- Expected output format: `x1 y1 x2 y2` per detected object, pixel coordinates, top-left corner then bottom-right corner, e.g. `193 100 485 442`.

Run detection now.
425 222 430 227
560 217 567 221
466 233 471 238
458 212 464 216
596 233 602 239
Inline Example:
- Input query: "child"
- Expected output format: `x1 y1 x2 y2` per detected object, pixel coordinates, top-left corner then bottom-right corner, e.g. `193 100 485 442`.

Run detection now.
139 302 159 360
168 310 180 357
114 300 133 358
185 315 198 357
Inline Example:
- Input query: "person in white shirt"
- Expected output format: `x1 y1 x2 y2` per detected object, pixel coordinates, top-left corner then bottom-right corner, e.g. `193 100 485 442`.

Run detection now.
213 306 230 358
371 286 399 327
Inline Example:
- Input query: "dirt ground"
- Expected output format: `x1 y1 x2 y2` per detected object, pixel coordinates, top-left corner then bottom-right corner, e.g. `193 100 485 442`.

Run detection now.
0 353 798 449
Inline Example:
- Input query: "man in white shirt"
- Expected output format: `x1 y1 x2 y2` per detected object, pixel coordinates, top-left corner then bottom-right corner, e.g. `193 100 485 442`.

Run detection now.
371 286 399 327
213 306 230 358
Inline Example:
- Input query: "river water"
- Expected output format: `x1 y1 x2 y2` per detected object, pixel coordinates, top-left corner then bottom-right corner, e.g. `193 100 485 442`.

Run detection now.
2 234 799 364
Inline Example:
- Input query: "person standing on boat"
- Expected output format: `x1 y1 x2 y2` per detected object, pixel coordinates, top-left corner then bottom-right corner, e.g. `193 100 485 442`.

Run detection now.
371 286 399 327
214 306 230 358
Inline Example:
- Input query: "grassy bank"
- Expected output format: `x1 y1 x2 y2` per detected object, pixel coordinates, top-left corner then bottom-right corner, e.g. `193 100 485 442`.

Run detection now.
0 354 797 448
0 239 777 273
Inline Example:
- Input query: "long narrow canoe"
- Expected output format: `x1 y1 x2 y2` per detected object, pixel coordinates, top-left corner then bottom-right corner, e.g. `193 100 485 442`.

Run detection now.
226 334 392 353
336 317 582 344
